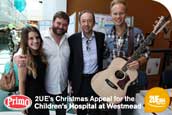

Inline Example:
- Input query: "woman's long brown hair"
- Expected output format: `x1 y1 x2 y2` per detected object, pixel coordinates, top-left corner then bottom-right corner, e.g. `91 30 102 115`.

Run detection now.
20 25 47 78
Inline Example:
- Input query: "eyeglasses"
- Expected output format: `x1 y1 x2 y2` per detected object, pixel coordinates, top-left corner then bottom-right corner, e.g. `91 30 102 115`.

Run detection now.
86 39 91 51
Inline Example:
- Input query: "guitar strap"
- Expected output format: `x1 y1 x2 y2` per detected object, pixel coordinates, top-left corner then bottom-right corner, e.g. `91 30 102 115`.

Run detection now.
128 27 134 56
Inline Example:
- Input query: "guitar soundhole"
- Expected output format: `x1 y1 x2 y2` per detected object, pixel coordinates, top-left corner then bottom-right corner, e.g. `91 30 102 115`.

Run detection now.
115 70 124 79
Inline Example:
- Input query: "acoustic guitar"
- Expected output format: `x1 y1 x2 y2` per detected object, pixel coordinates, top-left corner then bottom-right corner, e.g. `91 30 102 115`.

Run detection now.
91 16 171 104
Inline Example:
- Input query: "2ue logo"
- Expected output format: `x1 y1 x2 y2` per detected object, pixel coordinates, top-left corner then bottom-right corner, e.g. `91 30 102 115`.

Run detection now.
4 95 32 110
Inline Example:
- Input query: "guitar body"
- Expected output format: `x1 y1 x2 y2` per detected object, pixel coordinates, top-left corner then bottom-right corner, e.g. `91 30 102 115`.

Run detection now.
91 57 138 104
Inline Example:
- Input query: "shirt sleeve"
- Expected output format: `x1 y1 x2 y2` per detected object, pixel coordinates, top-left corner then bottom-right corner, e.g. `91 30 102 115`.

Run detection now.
133 28 150 59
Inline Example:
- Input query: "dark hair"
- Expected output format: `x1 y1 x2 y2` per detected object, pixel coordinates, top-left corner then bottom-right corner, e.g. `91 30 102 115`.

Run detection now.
20 25 47 78
53 11 70 24
79 9 95 24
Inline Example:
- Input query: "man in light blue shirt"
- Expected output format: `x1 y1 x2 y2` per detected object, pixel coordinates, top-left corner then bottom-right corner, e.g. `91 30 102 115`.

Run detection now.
68 10 105 115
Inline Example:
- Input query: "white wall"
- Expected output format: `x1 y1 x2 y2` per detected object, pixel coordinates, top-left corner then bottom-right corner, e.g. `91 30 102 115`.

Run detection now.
25 0 67 20
25 0 43 20
42 0 66 20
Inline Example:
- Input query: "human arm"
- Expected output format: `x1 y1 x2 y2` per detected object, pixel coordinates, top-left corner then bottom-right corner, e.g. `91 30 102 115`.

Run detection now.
17 55 28 114
127 28 150 70
127 56 147 70
13 48 27 94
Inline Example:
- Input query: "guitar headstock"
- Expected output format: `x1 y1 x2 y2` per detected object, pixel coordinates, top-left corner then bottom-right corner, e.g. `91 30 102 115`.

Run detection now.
153 15 171 35
132 15 171 61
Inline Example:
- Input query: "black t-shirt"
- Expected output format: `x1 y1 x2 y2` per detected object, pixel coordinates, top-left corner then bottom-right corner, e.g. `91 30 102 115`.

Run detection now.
25 55 47 99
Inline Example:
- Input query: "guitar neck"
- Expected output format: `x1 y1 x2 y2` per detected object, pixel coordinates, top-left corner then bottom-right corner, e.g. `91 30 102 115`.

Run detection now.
122 32 156 71
122 15 171 71
131 32 156 60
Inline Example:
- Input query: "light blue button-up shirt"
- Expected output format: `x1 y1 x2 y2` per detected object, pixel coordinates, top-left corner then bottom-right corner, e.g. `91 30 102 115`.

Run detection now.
82 32 98 74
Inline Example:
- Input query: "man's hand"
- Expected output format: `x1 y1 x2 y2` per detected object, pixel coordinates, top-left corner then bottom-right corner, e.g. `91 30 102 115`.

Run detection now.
68 81 73 96
13 55 27 68
127 60 140 70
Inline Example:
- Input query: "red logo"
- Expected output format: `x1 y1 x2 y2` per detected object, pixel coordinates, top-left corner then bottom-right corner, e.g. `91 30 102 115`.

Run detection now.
4 95 32 110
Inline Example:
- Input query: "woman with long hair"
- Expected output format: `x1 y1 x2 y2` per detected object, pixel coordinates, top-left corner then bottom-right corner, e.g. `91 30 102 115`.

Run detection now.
19 25 49 115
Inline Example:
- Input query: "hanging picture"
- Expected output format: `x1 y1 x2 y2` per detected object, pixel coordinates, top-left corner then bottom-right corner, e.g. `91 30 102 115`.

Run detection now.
146 58 161 75
78 13 134 34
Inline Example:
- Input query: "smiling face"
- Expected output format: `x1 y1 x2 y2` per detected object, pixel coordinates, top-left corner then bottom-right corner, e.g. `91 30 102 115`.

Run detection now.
52 17 69 36
79 12 95 36
28 31 41 52
111 3 127 26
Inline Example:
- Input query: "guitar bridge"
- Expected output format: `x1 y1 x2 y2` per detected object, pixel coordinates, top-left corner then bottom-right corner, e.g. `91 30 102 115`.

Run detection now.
105 79 118 89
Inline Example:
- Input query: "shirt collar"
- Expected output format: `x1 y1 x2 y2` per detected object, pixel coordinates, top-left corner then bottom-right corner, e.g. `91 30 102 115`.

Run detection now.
82 31 95 41
43 28 68 41
110 24 129 38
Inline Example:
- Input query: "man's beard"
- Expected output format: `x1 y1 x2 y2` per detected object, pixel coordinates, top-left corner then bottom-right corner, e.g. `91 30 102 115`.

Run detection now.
52 26 67 36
